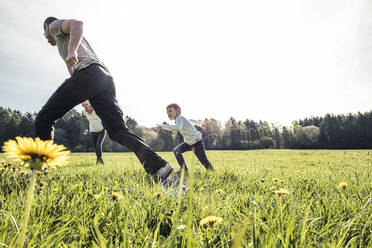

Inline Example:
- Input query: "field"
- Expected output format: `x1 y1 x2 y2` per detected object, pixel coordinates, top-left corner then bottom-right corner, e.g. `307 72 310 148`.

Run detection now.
0 150 371 247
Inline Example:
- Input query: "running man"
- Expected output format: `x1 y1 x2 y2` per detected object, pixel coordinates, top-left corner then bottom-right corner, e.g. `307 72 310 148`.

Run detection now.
37 17 173 181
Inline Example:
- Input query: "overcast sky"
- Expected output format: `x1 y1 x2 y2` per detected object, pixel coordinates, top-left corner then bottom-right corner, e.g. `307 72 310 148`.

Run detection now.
0 0 371 127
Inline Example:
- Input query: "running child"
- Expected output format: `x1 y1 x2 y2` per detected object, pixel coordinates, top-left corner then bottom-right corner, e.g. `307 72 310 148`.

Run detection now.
155 103 214 172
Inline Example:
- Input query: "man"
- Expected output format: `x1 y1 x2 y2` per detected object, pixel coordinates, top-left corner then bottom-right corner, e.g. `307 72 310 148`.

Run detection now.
37 17 173 181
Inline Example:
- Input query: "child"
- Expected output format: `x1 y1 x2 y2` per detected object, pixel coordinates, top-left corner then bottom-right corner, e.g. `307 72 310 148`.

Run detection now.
82 100 106 164
155 103 214 172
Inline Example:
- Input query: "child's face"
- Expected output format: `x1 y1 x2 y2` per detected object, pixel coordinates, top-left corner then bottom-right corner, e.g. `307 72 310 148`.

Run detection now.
166 107 179 120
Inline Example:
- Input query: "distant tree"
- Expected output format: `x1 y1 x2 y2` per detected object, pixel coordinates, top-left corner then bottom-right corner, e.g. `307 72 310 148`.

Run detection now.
202 119 221 149
293 123 320 148
282 126 292 148
142 128 159 149
218 118 233 149
157 130 174 151
0 108 22 147
302 126 320 147
0 107 12 146
19 112 36 138
125 116 144 138
258 121 272 138
272 126 282 148
55 110 84 150
230 121 247 149
1 105 372 151
259 136 275 149
244 119 260 141
319 114 343 148
54 128 68 146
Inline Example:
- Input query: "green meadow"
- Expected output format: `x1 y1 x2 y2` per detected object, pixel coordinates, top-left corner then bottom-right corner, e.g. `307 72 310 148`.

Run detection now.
0 150 371 247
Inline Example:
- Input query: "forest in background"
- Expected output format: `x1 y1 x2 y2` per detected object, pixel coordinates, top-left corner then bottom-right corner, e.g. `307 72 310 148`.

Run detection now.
0 106 371 152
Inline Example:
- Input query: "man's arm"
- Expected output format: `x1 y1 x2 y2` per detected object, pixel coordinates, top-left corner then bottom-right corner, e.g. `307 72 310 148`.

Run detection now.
60 19 84 68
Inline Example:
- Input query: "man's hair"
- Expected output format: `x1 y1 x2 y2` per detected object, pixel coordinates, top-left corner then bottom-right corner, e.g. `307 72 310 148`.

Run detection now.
43 17 58 29
166 103 181 113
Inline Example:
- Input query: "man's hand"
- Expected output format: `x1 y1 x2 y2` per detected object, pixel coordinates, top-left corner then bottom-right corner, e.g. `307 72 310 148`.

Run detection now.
154 125 162 132
65 51 78 68
201 123 207 132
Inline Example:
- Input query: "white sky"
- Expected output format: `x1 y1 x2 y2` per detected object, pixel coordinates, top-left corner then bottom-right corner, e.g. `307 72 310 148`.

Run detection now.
0 0 371 127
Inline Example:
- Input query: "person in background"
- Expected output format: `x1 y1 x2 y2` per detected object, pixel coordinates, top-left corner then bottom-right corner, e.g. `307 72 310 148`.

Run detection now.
82 100 106 164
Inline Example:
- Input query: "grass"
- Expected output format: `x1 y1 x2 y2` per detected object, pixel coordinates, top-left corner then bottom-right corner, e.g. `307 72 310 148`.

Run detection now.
0 150 371 247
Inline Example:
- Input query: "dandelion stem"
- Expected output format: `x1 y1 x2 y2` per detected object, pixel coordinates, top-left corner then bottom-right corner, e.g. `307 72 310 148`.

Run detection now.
16 170 37 248
93 216 107 248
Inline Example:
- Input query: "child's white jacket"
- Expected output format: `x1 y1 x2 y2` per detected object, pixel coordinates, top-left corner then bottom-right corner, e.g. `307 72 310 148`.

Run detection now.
161 115 202 145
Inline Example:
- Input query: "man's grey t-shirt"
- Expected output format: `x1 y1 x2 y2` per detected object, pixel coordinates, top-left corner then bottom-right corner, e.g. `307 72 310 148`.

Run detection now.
49 19 104 72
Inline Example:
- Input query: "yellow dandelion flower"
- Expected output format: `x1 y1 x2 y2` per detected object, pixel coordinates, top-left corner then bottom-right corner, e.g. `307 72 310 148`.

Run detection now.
112 192 122 200
270 186 276 191
39 181 47 187
272 178 279 182
200 216 223 227
260 178 265 183
273 188 289 196
93 194 101 200
155 191 163 198
338 182 348 189
2 137 70 171
215 189 224 196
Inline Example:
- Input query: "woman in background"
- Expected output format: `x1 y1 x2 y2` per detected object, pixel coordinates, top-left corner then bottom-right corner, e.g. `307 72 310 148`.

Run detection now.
82 100 106 164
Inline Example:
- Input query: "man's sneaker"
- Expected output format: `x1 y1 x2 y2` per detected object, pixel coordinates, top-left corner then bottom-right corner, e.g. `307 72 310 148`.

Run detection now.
156 163 174 183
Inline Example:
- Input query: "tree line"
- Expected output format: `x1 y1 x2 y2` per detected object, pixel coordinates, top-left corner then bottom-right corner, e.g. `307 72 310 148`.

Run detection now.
0 106 371 151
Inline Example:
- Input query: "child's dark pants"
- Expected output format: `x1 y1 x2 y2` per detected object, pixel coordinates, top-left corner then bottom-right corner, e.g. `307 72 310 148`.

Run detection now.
173 139 214 171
